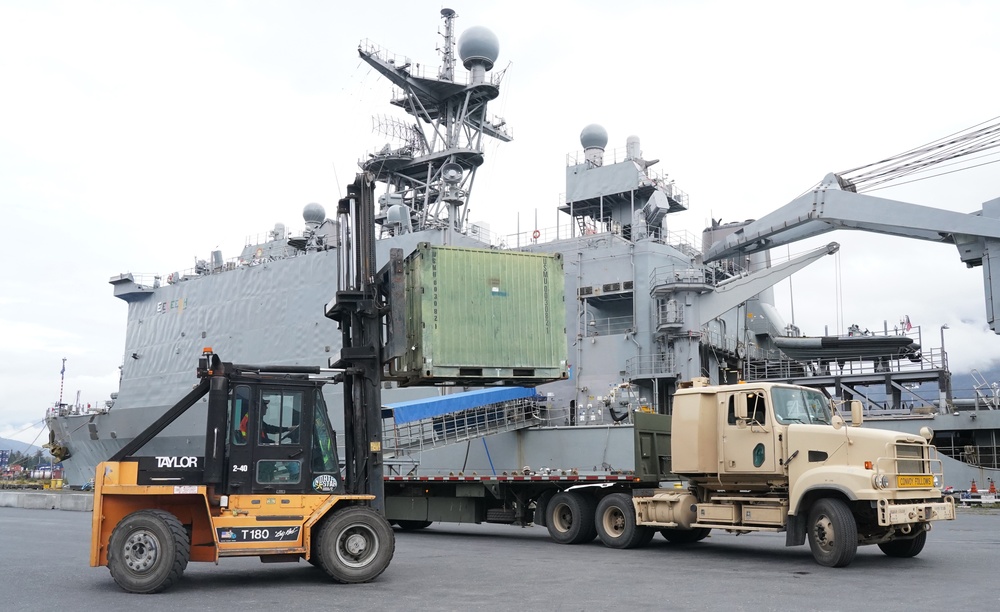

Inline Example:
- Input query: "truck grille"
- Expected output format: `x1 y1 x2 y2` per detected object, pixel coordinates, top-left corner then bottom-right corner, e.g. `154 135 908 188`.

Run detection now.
872 442 944 491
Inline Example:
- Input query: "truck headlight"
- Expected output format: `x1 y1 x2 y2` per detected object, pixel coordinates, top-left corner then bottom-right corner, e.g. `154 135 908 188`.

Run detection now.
933 475 941 488
873 474 889 489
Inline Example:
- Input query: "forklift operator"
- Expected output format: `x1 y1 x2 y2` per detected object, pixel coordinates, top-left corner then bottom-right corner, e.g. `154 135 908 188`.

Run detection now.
237 399 299 444
259 400 299 444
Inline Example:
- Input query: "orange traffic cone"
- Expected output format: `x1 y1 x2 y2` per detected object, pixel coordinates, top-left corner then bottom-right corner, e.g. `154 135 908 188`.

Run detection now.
990 479 997 494
971 480 978 493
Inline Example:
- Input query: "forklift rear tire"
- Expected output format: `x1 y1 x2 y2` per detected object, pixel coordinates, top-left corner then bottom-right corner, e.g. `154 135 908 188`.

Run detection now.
317 506 395 583
107 509 190 594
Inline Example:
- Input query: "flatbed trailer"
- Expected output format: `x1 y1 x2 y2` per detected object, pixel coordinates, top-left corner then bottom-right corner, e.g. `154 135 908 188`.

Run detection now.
385 472 659 542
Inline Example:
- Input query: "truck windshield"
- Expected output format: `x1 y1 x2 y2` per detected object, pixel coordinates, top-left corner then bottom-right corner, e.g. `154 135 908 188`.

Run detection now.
771 387 832 425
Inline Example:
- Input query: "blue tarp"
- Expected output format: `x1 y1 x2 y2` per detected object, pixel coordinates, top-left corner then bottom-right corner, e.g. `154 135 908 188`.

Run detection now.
384 387 537 424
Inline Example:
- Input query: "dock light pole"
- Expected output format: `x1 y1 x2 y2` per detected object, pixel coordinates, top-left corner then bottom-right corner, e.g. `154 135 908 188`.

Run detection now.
940 324 949 369
940 324 952 413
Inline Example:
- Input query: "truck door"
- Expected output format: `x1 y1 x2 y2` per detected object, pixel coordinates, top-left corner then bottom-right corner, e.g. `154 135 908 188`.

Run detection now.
720 390 777 473
226 384 310 495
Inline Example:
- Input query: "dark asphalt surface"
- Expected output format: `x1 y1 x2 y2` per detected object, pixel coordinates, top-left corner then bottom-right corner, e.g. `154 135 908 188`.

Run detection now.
2 506 997 611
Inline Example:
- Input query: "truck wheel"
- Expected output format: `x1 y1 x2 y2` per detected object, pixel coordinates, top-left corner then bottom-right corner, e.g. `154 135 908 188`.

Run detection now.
317 506 395 583
659 527 710 544
807 498 858 567
595 493 653 549
107 509 189 594
546 491 597 544
878 530 926 558
394 520 432 531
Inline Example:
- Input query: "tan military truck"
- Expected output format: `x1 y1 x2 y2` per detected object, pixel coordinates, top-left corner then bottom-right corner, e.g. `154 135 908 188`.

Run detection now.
592 379 956 566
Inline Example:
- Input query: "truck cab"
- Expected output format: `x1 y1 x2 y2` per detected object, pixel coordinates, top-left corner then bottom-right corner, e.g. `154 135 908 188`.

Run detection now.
646 379 957 566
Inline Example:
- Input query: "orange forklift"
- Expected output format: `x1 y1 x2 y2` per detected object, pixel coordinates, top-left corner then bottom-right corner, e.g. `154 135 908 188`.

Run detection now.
92 176 395 593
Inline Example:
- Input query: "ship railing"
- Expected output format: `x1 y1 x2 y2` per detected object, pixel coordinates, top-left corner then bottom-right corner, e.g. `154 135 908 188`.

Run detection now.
47 403 109 418
649 264 711 289
644 168 689 209
745 346 942 380
382 397 541 459
581 315 634 337
358 39 506 88
502 210 705 252
931 437 1000 470
126 249 301 288
656 300 684 327
625 354 677 379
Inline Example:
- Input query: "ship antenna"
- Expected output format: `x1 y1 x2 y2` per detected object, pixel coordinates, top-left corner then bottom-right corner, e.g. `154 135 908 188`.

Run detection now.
438 8 457 82
59 357 66 406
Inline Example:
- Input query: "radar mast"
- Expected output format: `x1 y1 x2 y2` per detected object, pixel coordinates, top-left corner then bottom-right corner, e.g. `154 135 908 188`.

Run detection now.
358 8 512 238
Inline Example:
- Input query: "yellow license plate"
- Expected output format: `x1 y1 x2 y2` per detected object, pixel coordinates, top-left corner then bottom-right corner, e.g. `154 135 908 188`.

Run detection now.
897 475 934 488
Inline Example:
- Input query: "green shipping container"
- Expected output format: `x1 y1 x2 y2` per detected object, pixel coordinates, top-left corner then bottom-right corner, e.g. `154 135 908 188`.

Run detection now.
400 243 568 385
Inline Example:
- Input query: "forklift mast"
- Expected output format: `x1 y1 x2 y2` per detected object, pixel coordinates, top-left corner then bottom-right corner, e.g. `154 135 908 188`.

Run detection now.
325 172 386 511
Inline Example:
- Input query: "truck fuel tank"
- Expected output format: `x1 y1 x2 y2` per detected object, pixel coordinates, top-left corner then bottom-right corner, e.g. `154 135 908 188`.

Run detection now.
633 491 698 528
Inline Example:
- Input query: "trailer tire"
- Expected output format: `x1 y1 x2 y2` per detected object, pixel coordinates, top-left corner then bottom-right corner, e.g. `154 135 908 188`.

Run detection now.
546 491 597 544
807 498 858 567
878 530 926 558
659 527 710 544
595 493 653 549
317 506 395 583
394 520 432 531
107 509 189 594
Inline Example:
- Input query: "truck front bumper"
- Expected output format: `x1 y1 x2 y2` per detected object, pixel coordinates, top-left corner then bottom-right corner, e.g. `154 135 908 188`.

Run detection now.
877 496 956 526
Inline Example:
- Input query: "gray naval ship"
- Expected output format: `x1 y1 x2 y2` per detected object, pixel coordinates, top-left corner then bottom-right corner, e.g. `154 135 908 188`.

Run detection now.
46 8 1000 494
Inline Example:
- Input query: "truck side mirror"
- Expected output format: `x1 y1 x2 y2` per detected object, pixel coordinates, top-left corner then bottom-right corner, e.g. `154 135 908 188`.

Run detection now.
735 402 748 420
849 400 863 426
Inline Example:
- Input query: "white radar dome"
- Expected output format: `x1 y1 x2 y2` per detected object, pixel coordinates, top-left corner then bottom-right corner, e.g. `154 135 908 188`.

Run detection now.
458 26 500 70
580 124 608 150
302 202 326 224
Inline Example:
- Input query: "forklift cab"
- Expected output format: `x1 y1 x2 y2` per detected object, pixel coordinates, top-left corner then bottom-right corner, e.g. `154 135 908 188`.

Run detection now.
221 375 343 496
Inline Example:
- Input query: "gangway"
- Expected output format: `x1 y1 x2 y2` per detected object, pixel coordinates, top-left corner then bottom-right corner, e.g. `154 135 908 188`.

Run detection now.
382 387 542 474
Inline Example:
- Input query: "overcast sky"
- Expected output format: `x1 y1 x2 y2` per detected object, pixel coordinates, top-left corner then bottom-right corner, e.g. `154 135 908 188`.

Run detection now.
2 1 999 444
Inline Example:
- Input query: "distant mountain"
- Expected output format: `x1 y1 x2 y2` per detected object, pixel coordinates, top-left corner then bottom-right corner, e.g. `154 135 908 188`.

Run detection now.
0 437 43 456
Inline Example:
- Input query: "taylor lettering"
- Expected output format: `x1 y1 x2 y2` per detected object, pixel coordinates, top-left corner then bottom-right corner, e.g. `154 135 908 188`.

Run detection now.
156 456 199 468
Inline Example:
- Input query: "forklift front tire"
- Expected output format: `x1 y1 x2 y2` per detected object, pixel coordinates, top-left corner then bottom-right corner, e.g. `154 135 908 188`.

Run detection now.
108 509 190 593
317 506 395 583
